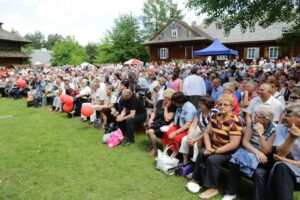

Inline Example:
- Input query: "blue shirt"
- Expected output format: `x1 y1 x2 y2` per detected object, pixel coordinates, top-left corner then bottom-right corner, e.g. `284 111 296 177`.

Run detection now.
211 86 223 102
174 101 196 127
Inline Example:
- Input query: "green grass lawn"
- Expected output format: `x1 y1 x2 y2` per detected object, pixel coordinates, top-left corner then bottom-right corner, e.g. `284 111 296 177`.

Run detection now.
0 98 298 200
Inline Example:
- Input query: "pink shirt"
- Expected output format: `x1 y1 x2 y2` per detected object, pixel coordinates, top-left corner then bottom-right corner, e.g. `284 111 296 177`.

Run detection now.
169 78 182 92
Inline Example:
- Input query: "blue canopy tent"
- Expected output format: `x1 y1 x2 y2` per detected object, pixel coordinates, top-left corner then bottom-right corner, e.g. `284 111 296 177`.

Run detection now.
296 57 300 63
193 39 238 56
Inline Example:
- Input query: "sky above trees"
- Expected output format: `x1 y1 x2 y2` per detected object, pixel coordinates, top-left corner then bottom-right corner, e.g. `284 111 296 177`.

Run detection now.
0 0 200 45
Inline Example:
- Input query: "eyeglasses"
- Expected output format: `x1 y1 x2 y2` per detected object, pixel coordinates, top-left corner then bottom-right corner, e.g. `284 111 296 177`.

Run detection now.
217 103 231 107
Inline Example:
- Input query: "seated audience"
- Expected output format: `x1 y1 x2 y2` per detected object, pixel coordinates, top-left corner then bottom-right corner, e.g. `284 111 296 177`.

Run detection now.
146 89 177 156
187 94 242 199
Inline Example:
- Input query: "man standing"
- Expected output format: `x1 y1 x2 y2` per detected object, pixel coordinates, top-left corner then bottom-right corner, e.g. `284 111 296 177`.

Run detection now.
211 78 223 102
116 89 147 146
183 67 206 108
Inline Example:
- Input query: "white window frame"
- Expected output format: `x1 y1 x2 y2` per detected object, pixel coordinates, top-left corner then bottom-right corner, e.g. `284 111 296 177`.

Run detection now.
269 46 279 59
247 47 260 59
160 48 168 59
171 29 177 38
216 55 228 60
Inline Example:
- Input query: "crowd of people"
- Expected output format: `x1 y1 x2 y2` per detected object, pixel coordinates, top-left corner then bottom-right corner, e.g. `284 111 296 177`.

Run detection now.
0 56 300 200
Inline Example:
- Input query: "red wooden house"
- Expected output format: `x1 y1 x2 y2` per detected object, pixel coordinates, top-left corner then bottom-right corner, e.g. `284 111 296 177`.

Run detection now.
144 19 300 63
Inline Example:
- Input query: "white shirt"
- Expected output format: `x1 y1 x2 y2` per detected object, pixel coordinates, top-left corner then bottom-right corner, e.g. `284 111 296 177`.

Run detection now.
247 95 284 122
183 74 206 96
99 82 107 101
79 86 91 97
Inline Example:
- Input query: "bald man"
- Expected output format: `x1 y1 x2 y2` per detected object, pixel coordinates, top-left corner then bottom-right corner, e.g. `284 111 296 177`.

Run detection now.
116 89 147 146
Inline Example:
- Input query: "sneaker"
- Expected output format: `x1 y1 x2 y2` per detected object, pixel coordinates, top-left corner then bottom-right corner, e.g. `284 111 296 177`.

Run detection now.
199 189 218 199
221 194 237 200
186 181 201 193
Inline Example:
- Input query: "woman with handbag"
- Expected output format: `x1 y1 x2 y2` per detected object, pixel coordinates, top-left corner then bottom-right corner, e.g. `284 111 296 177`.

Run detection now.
179 95 218 164
146 89 177 156
161 92 197 154
186 94 242 199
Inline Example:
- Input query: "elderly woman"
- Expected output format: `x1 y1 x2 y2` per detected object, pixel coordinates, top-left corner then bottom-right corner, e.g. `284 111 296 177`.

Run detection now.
268 79 285 106
161 92 197 153
223 105 276 200
186 94 242 199
240 80 258 113
222 82 240 116
146 89 177 156
179 95 217 164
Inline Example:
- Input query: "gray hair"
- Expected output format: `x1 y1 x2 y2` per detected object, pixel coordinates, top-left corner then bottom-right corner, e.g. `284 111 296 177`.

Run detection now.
285 102 300 117
223 82 235 92
256 105 274 121
244 80 257 90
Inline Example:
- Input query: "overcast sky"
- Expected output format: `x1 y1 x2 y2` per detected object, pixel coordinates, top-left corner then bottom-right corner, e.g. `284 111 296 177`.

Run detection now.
0 0 203 46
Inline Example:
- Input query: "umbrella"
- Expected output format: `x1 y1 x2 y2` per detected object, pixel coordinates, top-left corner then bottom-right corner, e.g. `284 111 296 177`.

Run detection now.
124 59 144 66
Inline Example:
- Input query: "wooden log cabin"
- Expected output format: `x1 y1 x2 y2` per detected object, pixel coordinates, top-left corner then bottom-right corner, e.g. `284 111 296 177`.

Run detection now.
0 21 31 68
144 19 300 63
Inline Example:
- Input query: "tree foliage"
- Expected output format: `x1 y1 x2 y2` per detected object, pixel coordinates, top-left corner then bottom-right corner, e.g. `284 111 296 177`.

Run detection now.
51 36 88 66
85 42 98 63
95 13 149 64
24 31 46 49
142 0 184 37
44 33 64 50
186 0 300 46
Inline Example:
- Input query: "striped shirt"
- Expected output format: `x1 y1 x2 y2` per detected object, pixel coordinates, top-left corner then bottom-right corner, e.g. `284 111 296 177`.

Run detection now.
210 114 243 148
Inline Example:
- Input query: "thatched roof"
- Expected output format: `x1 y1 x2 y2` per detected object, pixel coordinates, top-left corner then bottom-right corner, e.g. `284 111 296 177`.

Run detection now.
0 50 30 58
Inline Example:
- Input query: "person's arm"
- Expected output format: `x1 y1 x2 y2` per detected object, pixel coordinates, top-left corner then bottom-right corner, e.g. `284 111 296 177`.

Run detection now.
178 80 183 92
276 124 300 157
164 104 175 123
215 135 241 154
123 109 136 120
259 133 275 155
168 121 192 139
187 117 198 138
242 124 260 154
203 123 214 152
274 154 300 167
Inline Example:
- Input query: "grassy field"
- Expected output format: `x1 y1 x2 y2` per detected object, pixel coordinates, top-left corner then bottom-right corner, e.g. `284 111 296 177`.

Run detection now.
0 98 298 200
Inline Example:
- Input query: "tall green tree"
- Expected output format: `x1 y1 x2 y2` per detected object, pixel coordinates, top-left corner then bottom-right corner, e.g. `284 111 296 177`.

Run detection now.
44 33 64 50
95 13 149 64
85 42 98 63
186 0 300 46
24 31 45 49
142 0 184 37
51 36 88 66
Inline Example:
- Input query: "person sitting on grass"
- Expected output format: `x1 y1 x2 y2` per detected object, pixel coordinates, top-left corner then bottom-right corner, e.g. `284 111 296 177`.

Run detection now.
186 94 242 199
145 88 177 156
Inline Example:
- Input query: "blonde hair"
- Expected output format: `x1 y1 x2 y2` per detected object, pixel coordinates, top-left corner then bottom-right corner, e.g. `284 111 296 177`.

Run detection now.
163 88 175 99
218 94 234 107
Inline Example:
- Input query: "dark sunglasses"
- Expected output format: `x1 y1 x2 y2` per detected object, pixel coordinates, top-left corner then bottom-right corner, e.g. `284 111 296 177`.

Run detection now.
289 96 300 100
